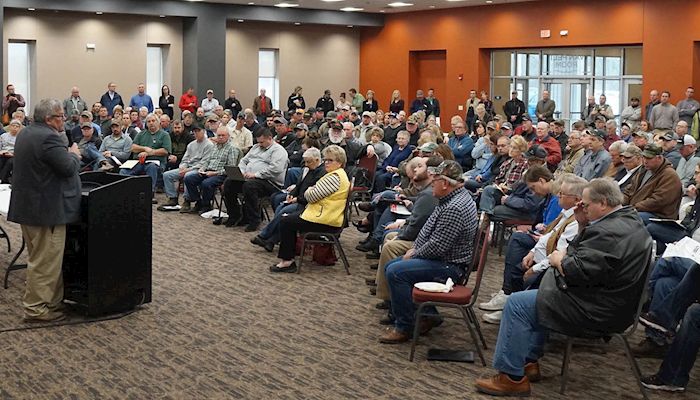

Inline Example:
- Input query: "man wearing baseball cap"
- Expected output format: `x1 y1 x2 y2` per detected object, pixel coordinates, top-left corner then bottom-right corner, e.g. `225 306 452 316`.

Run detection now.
676 135 700 195
658 132 681 168
286 123 309 168
382 112 404 147
514 115 536 142
622 143 682 225
381 160 478 344
574 130 612 181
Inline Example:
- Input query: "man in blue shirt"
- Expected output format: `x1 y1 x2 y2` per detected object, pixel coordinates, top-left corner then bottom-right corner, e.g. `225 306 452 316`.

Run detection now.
129 83 154 113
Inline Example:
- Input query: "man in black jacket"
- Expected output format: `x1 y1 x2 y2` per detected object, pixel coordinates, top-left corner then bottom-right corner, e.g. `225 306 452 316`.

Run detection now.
223 89 242 117
476 178 652 397
504 91 526 127
8 99 82 322
315 89 334 116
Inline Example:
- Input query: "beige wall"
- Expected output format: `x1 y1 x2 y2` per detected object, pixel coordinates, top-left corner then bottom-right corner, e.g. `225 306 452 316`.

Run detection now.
3 9 183 114
226 22 360 111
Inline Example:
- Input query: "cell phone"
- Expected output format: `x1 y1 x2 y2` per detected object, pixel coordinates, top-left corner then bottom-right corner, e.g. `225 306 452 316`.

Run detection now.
527 229 538 235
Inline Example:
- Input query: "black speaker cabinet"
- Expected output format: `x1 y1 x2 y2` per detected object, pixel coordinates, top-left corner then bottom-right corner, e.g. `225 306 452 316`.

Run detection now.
63 172 152 316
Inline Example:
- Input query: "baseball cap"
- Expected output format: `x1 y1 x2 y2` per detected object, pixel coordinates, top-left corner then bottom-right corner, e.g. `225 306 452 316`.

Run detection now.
660 132 676 141
621 144 643 158
525 145 548 160
110 119 120 126
303 112 312 119
326 111 338 120
406 115 419 125
362 111 372 118
633 130 649 138
521 114 531 122
207 115 219 122
591 129 607 141
679 134 697 146
329 121 343 130
500 122 513 131
427 160 464 183
80 121 93 129
191 123 204 131
388 112 398 119
80 111 93 120
341 104 351 111
294 123 309 131
418 142 438 153
642 143 663 158
486 121 498 131
620 122 631 129
273 116 288 125
237 111 245 119
206 89 213 94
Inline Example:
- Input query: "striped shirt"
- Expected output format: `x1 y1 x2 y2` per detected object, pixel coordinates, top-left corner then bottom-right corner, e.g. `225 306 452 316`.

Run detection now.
413 187 478 266
304 172 340 203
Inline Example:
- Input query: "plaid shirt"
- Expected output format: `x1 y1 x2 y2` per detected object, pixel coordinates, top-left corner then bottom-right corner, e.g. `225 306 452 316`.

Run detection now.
495 157 528 187
200 140 241 175
413 187 478 267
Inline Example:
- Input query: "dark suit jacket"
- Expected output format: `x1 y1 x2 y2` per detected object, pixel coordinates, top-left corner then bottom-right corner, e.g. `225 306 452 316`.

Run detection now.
8 122 81 226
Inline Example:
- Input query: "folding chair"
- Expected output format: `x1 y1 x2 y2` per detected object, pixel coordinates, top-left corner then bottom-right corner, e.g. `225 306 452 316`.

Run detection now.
558 238 654 400
298 178 355 275
350 153 378 214
491 218 534 257
409 213 491 365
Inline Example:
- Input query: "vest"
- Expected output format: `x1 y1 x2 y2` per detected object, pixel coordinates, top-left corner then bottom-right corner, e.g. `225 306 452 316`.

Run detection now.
545 214 577 255
301 168 350 227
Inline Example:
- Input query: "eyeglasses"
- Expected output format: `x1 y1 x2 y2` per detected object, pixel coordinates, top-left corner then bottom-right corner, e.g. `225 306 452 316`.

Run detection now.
323 159 336 163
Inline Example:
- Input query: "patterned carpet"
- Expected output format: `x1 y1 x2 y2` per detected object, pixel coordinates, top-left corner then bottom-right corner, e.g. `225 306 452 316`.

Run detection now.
0 197 696 399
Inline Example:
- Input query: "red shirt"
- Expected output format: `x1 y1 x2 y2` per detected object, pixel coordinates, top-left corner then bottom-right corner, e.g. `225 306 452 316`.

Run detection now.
179 93 198 113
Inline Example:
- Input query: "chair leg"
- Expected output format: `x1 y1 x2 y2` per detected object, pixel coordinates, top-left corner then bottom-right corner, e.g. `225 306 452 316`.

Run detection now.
460 307 486 366
333 236 351 275
297 236 306 274
409 303 426 361
617 334 650 400
559 338 574 394
0 224 11 253
468 307 488 350
498 226 507 257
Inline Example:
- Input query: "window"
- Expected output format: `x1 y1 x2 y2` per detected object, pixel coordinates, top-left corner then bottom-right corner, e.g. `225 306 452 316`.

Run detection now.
258 49 279 109
8 41 33 113
146 45 166 103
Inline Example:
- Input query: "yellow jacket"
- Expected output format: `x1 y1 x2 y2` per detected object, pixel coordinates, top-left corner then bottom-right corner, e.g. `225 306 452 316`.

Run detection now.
301 168 350 227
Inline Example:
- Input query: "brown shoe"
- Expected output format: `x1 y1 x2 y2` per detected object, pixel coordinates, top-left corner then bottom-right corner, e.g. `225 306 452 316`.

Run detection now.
379 328 410 344
23 311 66 323
418 317 444 336
524 362 542 383
475 373 531 397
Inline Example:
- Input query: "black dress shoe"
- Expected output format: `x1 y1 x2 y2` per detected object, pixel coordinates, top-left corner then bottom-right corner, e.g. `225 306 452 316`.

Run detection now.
359 234 372 245
356 239 379 253
375 300 390 310
245 223 260 232
251 236 275 252
352 221 372 233
366 251 380 260
365 278 376 286
269 262 297 273
369 287 377 296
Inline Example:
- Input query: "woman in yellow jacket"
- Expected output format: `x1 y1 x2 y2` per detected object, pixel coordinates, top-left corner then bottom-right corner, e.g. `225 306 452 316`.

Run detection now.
271 145 350 273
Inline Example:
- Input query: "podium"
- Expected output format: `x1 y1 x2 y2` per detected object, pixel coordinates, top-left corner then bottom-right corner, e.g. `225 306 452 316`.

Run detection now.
63 172 152 316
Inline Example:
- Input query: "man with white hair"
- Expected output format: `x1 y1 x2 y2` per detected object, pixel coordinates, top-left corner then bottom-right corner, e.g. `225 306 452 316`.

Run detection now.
321 121 361 175
63 86 87 116
676 134 700 196
530 121 562 170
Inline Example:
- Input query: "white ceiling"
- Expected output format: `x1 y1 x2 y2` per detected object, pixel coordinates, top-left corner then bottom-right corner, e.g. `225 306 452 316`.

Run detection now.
192 0 536 14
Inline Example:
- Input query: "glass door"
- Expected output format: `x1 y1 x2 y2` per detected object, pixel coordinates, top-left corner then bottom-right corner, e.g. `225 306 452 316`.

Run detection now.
543 79 589 128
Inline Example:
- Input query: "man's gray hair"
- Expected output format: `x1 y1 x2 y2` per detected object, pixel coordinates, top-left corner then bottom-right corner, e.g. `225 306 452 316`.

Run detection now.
244 109 256 121
586 178 624 207
558 173 588 198
302 147 321 161
145 113 158 122
33 98 62 123
608 140 628 154
606 119 618 128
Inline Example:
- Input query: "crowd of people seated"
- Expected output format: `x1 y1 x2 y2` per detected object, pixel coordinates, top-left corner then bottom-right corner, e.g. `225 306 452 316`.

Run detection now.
4 81 700 397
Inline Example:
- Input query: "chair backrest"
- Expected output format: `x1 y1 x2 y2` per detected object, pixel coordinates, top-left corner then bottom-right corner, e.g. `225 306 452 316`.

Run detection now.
355 153 378 188
622 237 655 337
342 177 356 228
466 214 491 307
461 212 488 284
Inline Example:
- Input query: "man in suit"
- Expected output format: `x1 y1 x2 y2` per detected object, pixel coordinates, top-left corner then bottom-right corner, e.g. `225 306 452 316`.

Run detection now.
8 98 82 322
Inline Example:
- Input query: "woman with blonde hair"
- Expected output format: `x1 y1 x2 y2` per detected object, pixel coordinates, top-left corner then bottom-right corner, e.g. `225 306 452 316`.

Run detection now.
287 86 305 112
271 145 350 273
363 90 379 113
475 103 491 126
389 89 404 114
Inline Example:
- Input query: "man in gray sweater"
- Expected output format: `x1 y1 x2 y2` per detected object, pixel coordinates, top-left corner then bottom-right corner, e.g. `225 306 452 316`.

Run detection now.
650 91 679 131
677 87 700 126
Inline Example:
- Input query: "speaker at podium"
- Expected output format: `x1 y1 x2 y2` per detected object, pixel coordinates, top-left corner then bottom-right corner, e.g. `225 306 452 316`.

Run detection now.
62 171 152 316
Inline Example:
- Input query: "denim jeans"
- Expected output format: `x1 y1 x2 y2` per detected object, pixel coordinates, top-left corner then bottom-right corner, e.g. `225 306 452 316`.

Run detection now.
646 257 696 344
492 289 547 377
120 162 160 190
385 257 463 333
163 169 196 199
479 185 502 214
259 202 302 243
82 143 107 170
650 263 699 333
645 222 686 254
637 211 658 225
371 190 400 206
371 202 397 242
284 167 302 188
658 304 700 387
374 170 394 193
183 172 226 205
503 232 536 294
270 191 287 211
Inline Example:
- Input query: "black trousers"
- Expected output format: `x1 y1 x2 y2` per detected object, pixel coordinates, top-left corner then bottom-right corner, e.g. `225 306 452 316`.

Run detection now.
223 178 279 225
0 157 13 183
277 214 339 261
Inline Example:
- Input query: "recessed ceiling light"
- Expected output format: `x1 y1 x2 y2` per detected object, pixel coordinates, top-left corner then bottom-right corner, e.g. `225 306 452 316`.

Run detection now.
322 0 345 2
388 2 413 7
294 22 302 25
429 5 435 8
340 7 363 12
379 10 386 13
159 15 165 18
486 0 494 3
275 2 300 7
248 1 255 4
237 19 244 22
27 8 35 11
347 25 354 28
96 11 103 15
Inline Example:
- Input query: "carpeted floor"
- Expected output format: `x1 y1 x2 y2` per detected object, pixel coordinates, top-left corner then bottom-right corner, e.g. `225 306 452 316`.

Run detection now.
0 197 697 399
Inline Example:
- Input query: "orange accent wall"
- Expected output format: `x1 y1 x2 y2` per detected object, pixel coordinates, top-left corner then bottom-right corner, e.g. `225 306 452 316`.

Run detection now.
360 0 700 125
